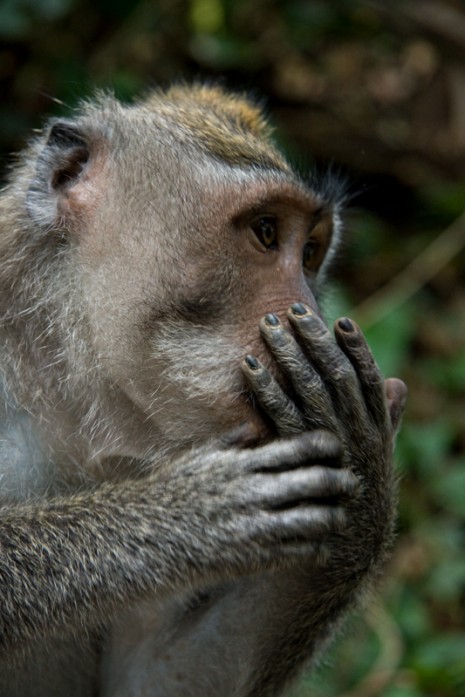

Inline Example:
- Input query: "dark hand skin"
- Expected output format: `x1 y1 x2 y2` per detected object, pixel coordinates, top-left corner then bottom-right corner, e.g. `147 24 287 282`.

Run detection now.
244 304 406 437
242 303 407 577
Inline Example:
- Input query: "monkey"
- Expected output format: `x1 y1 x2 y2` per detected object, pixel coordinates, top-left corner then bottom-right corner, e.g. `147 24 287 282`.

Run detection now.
0 83 407 697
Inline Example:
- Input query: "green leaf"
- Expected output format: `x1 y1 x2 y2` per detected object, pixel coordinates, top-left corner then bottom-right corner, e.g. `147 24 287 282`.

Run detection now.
381 685 424 697
363 304 414 376
425 558 465 601
412 634 465 671
432 464 465 516
397 420 454 477
189 0 224 34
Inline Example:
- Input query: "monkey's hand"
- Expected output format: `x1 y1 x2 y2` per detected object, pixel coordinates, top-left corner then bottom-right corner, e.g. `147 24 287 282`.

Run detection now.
150 430 359 574
242 305 407 574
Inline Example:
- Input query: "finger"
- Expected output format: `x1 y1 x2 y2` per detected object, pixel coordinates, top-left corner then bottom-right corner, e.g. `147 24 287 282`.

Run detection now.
247 467 359 507
268 541 332 565
261 505 347 538
287 304 367 432
334 317 388 429
242 355 306 436
238 430 343 473
385 377 408 434
261 540 334 567
258 313 337 430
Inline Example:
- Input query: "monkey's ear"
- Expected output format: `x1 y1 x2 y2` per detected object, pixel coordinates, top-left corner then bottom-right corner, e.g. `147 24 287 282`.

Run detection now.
27 119 91 230
45 122 89 190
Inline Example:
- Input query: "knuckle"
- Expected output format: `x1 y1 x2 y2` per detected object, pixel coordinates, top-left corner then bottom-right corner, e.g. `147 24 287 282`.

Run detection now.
330 507 347 529
329 359 354 383
260 322 290 348
338 469 361 496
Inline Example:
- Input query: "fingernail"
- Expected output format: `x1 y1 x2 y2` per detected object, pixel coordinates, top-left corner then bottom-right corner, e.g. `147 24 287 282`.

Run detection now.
245 355 260 370
264 313 280 327
338 318 354 332
290 303 308 316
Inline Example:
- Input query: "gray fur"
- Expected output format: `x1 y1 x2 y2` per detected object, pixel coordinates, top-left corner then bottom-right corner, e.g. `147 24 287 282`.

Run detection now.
0 85 406 696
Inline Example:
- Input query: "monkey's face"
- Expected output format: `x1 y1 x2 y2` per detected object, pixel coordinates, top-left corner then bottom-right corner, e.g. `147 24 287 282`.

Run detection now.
73 152 339 450
24 92 342 454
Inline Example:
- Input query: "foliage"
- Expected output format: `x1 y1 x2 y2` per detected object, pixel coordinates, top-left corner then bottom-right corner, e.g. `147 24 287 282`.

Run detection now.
1 0 464 695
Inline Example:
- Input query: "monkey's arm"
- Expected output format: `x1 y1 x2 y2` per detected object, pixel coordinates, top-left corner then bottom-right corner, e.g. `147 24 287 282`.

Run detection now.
0 429 355 652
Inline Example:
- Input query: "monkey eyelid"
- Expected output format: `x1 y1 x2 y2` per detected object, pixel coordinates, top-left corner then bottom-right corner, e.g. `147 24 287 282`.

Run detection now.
230 181 332 225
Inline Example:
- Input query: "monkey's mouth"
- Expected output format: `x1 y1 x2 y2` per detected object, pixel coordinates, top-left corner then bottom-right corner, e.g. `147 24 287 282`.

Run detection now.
146 320 298 448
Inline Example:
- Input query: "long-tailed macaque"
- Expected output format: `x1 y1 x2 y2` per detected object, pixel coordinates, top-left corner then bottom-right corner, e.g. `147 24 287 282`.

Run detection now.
0 84 407 696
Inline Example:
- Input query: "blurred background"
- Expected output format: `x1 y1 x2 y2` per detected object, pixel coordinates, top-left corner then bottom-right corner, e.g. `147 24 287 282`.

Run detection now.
0 0 464 695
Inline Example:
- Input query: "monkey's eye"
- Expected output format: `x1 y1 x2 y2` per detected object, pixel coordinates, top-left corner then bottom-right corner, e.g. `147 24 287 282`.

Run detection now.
251 217 278 249
303 239 320 271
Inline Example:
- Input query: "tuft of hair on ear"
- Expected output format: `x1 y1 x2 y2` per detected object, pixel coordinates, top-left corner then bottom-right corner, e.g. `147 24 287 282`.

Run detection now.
26 119 90 231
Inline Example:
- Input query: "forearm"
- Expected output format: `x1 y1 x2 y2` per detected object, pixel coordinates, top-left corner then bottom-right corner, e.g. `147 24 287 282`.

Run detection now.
0 486 190 650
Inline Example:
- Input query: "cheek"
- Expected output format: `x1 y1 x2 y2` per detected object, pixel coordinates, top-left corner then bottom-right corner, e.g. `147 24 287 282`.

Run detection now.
129 324 260 445
149 323 245 395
